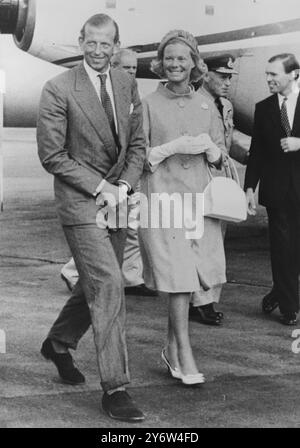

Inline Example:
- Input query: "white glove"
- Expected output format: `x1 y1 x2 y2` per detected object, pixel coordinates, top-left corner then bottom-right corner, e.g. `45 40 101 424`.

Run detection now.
148 134 208 168
170 134 209 155
199 134 221 163
176 133 221 163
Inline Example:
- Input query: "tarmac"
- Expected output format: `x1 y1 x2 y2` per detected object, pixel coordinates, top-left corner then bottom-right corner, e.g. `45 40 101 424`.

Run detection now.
0 128 300 428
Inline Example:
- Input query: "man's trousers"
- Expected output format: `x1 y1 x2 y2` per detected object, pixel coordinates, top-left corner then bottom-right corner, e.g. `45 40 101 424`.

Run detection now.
267 187 300 314
48 224 129 392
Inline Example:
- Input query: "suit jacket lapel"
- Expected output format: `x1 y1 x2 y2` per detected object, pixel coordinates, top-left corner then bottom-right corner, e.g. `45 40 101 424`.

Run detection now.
292 93 300 136
110 69 130 154
72 64 117 157
267 94 283 133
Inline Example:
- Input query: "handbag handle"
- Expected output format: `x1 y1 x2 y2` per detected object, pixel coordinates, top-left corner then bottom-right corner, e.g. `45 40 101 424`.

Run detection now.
207 153 240 186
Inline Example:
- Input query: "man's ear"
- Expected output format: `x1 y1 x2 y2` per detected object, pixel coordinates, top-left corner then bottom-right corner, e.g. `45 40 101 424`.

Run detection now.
78 36 84 52
293 69 300 80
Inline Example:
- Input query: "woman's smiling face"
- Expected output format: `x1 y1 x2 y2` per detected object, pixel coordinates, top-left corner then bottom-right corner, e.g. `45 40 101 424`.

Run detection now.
163 42 195 85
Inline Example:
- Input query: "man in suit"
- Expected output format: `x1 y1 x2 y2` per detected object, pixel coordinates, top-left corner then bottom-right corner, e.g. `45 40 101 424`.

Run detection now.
60 48 156 297
37 14 146 421
190 55 250 325
245 53 300 326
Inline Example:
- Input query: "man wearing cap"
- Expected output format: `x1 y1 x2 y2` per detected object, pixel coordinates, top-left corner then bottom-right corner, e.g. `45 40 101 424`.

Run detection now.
189 54 250 326
199 54 250 164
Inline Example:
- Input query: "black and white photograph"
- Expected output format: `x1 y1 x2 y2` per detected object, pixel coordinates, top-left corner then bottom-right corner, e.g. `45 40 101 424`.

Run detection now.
1 0 300 430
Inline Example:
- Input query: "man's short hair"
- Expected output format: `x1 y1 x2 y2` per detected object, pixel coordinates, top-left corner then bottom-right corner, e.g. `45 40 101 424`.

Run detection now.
268 53 300 79
111 48 137 67
80 14 120 43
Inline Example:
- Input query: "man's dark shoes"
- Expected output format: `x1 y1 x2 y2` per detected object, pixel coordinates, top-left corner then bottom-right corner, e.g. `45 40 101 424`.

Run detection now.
280 312 298 326
102 391 145 422
206 303 224 320
189 304 221 326
125 284 157 296
262 292 279 314
41 338 85 385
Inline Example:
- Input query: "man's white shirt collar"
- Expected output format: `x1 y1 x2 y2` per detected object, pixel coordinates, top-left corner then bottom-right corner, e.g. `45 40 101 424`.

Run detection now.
278 84 300 101
83 59 110 83
83 59 118 132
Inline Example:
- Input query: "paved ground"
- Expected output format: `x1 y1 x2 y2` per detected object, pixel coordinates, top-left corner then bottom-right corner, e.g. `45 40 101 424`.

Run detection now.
0 129 300 428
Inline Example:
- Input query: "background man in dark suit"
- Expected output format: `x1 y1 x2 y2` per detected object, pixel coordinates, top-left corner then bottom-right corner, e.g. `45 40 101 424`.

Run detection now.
245 53 300 326
37 14 146 422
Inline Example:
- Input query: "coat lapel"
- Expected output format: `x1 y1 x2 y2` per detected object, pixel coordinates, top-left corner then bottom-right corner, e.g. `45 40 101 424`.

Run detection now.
292 93 300 136
72 64 117 157
267 94 283 133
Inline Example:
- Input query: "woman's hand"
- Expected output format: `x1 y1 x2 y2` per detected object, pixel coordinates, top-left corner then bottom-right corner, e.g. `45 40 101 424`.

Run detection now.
173 134 210 155
147 134 212 170
196 133 221 163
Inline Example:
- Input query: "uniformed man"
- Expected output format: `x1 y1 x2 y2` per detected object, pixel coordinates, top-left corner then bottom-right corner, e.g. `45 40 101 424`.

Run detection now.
190 54 250 325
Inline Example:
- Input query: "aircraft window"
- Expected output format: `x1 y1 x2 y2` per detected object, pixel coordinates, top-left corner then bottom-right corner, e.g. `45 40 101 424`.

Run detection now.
205 5 215 15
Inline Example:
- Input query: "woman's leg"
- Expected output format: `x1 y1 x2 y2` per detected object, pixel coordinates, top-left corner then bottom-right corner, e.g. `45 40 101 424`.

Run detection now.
165 314 179 370
167 293 199 375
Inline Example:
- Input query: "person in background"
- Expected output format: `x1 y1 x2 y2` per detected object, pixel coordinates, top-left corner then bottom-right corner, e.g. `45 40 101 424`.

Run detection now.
189 54 250 325
245 53 300 326
139 29 226 384
111 48 138 77
61 48 156 297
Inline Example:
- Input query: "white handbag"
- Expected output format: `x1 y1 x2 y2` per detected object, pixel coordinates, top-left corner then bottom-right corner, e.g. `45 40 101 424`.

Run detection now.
203 156 247 223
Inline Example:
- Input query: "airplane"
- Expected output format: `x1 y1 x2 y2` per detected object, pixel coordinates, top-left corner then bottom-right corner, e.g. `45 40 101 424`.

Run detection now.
1 0 300 135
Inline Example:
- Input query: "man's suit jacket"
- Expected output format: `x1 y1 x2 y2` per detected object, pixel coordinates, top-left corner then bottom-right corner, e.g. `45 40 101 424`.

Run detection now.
244 93 300 208
37 63 146 225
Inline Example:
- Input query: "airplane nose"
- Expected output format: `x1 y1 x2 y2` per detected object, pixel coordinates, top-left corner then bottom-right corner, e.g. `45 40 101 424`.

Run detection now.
0 0 19 33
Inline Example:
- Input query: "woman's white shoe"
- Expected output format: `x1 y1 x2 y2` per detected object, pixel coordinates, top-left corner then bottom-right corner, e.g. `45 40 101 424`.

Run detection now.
161 349 205 384
161 349 182 380
181 372 205 385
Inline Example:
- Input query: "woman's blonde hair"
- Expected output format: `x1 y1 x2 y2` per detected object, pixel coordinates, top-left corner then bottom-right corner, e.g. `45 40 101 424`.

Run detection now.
151 30 207 82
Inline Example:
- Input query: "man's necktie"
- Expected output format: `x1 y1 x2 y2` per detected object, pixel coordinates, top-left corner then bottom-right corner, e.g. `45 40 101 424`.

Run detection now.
98 73 117 140
280 97 291 137
215 97 224 119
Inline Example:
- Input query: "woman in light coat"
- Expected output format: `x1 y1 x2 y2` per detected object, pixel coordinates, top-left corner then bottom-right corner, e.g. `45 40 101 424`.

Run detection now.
139 30 226 384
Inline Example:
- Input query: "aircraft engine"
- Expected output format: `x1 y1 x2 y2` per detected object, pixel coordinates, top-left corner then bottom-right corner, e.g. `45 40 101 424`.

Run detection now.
0 0 86 67
0 0 35 51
